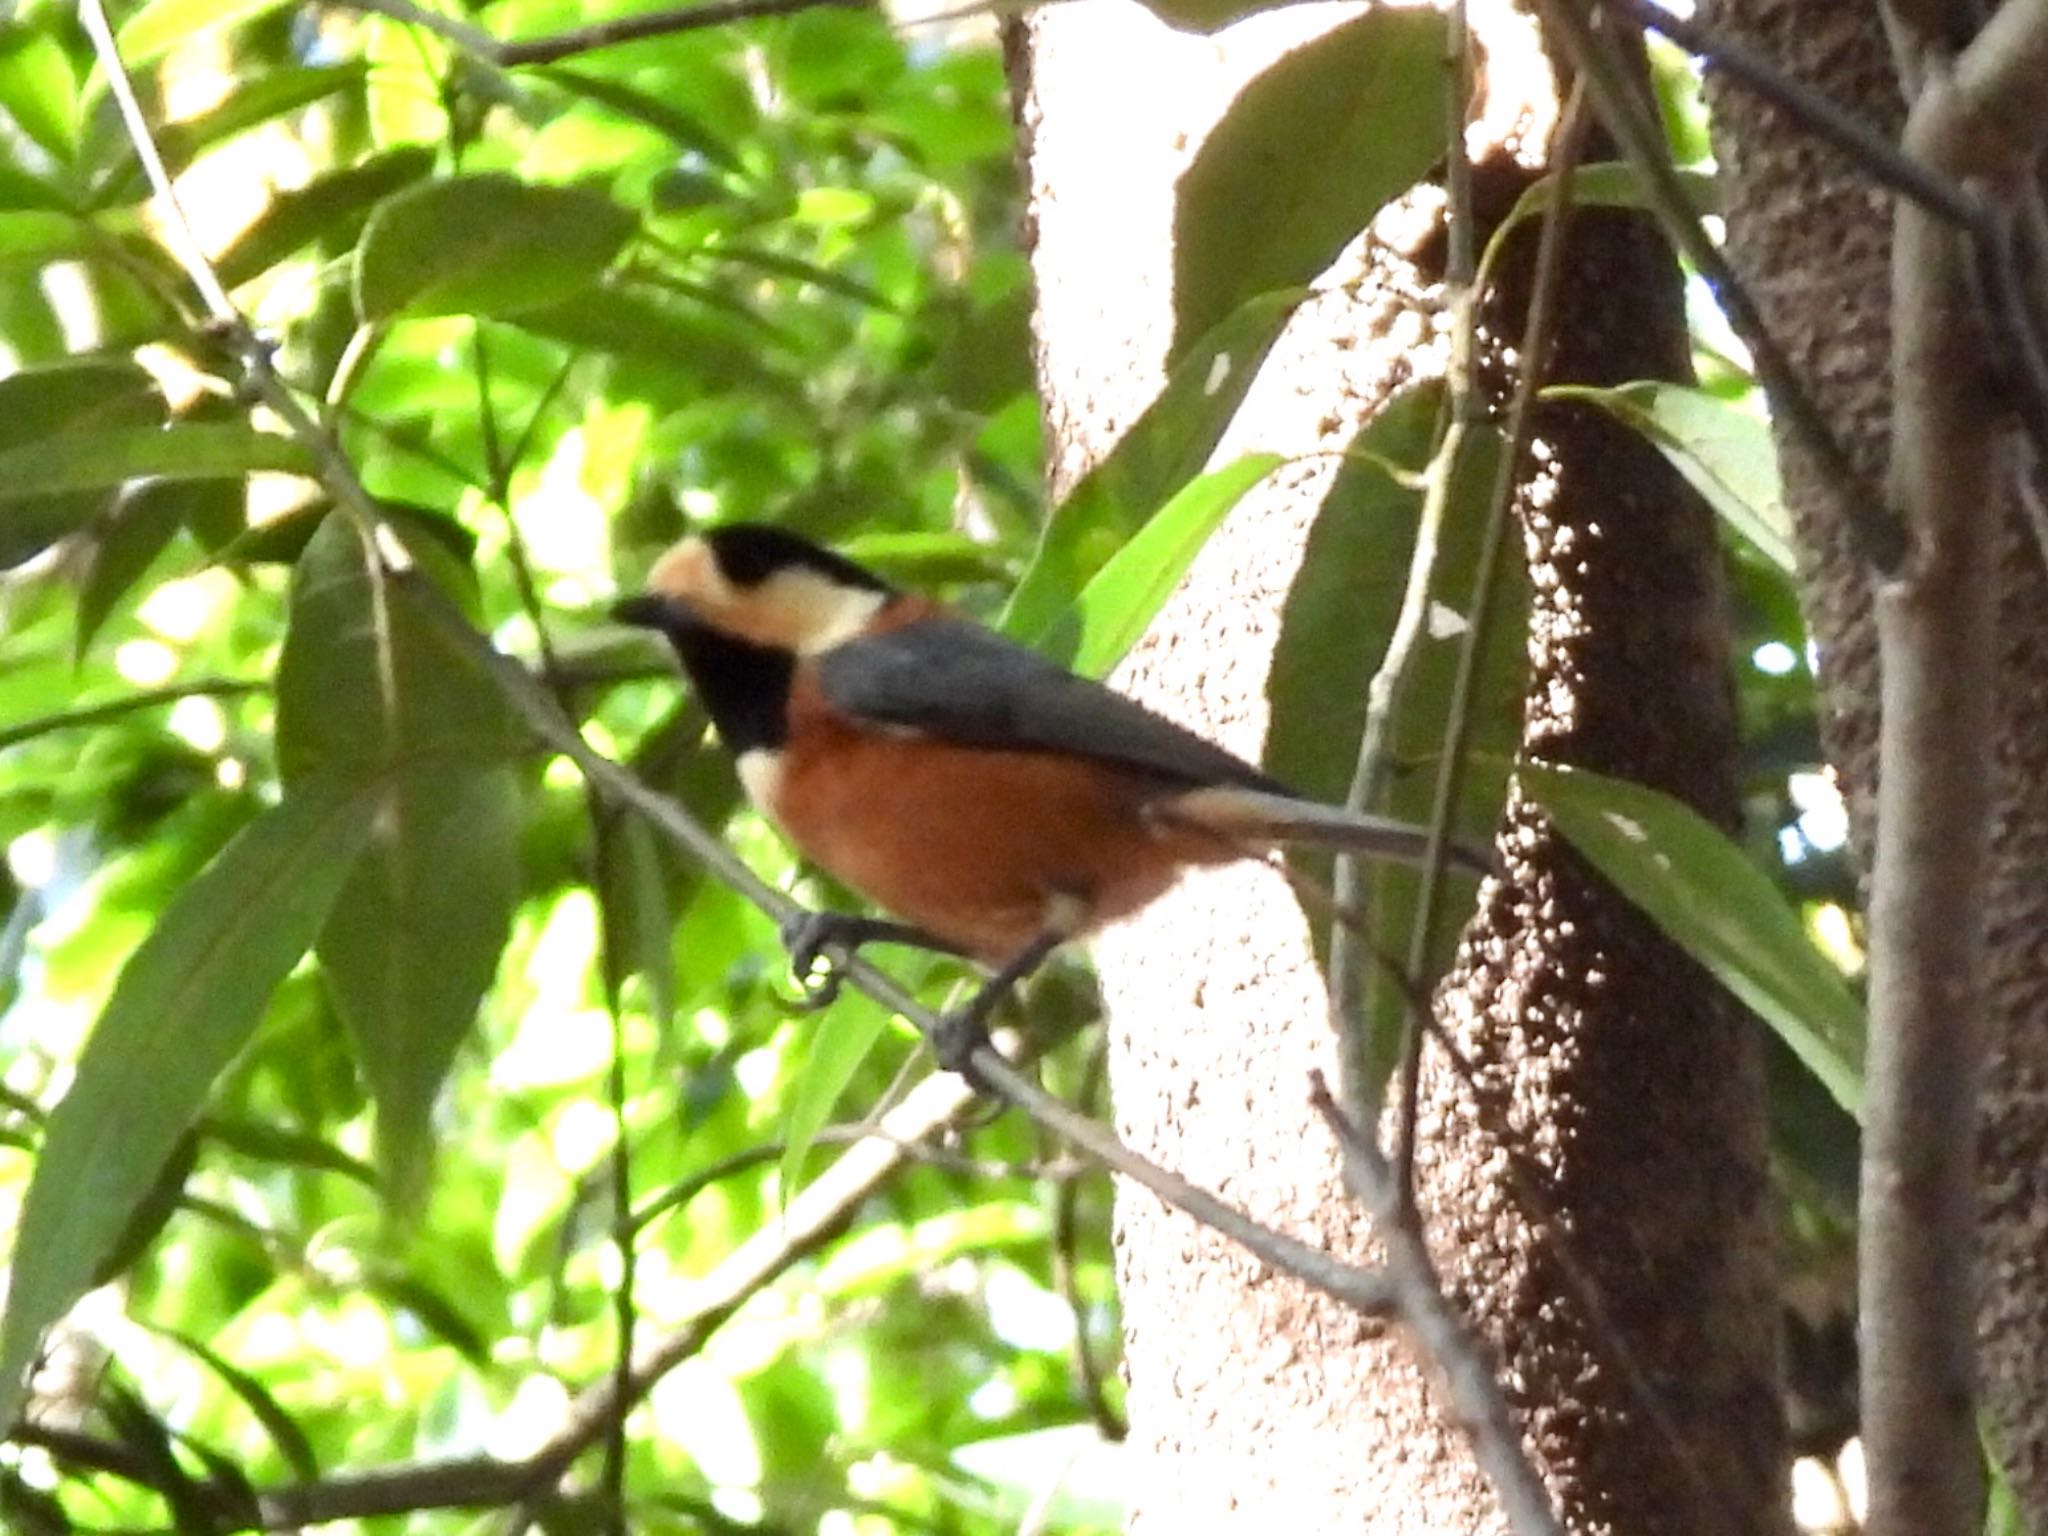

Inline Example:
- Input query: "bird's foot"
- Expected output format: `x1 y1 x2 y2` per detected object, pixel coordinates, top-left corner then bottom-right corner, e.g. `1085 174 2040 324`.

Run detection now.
778 911 969 1011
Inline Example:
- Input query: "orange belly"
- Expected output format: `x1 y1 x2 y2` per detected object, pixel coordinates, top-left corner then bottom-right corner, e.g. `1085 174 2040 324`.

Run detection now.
764 719 1235 964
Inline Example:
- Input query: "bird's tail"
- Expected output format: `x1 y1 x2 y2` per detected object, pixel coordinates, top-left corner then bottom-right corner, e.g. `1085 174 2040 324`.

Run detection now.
1157 785 1495 877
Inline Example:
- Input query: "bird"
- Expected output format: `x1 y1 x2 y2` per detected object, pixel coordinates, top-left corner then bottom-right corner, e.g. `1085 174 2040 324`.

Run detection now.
615 522 1488 1076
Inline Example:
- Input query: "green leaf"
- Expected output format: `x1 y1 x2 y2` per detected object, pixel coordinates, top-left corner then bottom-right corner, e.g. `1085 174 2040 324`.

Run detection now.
1486 162 1718 257
276 516 526 1198
596 814 675 1025
214 145 436 289
780 999 894 1195
0 211 96 266
115 0 294 66
509 284 777 387
0 775 376 1432
1519 758 1864 1117
1002 289 1302 640
0 357 164 565
0 29 78 161
1172 9 1447 360
151 1326 319 1480
1265 384 1521 1100
1546 381 1795 573
89 67 368 205
1133 0 1291 34
1050 451 1283 676
354 173 637 322
0 423 309 501
73 479 196 660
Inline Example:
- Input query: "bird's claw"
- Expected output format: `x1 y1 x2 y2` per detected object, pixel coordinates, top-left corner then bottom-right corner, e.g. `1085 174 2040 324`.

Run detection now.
779 910 859 1011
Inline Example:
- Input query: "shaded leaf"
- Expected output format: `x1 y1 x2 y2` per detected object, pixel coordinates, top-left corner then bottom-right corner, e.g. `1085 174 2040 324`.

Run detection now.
73 479 195 660
276 516 525 1197
1547 381 1795 573
355 173 637 321
1002 288 1302 639
0 357 163 565
214 145 436 289
1173 9 1446 359
1265 385 1520 1101
0 423 309 502
1520 758 1864 1116
0 775 376 1432
152 1326 320 1480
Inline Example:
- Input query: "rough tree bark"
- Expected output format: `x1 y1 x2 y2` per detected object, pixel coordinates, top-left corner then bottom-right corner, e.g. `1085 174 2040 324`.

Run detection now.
1010 2 1784 1529
1699 2 2048 1524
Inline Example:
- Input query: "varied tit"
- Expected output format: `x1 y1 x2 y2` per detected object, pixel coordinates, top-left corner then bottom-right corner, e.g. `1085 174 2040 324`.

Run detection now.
616 523 1489 1074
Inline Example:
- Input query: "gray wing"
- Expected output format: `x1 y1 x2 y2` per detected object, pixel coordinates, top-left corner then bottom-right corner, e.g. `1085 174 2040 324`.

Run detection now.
814 618 1286 794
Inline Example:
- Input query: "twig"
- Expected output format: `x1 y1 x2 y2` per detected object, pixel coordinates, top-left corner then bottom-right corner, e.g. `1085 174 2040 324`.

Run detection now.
1309 1074 1566 1536
1615 0 1980 227
322 0 871 68
0 679 265 753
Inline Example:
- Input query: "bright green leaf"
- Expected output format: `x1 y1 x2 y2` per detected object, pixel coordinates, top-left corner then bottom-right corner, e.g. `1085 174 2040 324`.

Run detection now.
0 775 376 1432
1547 380 1796 573
354 173 637 322
780 999 894 1195
0 30 78 161
1053 451 1283 676
1172 9 1446 359
1002 288 1302 639
1519 758 1864 1117
276 516 526 1198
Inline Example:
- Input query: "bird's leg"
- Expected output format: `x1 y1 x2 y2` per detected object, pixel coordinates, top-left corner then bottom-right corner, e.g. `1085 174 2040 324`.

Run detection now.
930 929 1065 1081
779 910 977 1011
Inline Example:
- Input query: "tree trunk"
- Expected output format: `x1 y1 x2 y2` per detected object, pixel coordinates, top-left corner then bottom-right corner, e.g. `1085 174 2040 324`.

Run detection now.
1011 3 1784 1529
1699 3 2048 1524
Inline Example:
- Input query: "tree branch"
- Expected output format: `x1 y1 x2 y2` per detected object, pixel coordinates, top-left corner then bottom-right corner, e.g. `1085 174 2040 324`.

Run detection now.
1853 1 2048 1527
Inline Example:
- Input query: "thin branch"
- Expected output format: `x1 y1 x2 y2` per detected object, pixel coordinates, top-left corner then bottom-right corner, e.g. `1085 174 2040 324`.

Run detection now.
322 0 870 68
1310 1074 1566 1536
1331 0 1479 1155
1615 0 1980 227
0 679 265 754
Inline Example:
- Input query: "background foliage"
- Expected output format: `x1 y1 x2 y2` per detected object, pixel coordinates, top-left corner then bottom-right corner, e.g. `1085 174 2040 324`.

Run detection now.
0 0 1862 1529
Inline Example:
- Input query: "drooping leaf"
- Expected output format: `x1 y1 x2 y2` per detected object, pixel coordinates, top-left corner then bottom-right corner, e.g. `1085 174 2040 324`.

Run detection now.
1478 162 1719 290
0 775 376 1432
275 515 527 1198
1135 0 1292 35
1002 288 1303 640
780 996 895 1195
1044 451 1283 676
1172 9 1447 359
214 145 436 289
1547 381 1796 574
1520 758 1864 1116
73 479 197 660
1265 384 1521 1102
354 173 638 322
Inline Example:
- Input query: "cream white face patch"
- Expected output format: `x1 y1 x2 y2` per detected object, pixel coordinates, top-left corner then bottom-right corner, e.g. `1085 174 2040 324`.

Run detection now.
734 747 786 821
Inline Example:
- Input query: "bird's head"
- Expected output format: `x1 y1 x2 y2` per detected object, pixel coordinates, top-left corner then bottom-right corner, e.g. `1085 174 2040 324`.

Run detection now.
614 524 896 655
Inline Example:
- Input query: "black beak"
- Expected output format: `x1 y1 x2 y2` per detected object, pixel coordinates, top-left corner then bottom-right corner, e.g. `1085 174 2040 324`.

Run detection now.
613 592 691 630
